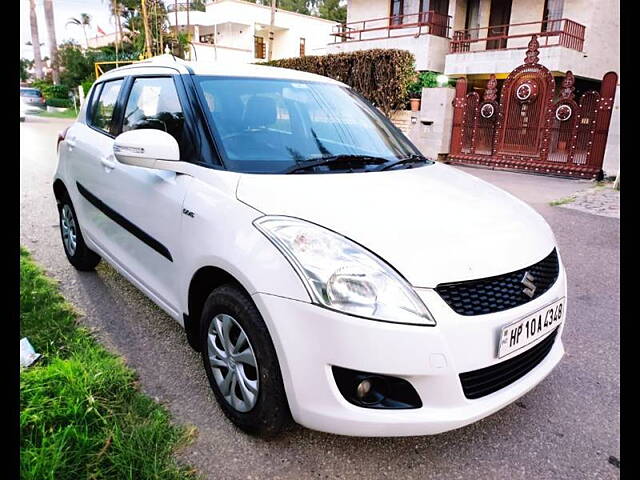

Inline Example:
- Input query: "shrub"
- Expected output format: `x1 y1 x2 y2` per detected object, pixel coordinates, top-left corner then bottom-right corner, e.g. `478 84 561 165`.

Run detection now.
31 81 70 101
46 98 73 109
407 71 444 98
81 80 94 96
264 49 416 116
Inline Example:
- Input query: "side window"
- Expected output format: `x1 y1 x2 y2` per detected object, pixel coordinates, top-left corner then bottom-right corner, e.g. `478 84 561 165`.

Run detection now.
90 79 124 135
122 77 189 158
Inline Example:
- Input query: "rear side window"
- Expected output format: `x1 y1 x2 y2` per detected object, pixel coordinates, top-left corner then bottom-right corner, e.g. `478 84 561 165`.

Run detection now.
90 79 123 135
122 76 192 159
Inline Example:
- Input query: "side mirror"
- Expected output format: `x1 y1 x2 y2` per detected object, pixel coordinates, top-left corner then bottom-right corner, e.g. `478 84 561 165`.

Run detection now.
113 129 180 170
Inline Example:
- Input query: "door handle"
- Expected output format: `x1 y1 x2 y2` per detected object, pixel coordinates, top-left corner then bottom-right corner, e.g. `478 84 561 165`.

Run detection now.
100 156 116 170
66 138 77 150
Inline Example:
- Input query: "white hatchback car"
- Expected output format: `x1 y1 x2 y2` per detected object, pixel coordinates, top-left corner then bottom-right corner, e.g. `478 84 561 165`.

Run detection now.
53 56 567 437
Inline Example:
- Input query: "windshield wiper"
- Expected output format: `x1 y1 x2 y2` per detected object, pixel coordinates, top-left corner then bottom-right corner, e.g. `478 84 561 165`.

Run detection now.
377 154 432 171
284 154 390 174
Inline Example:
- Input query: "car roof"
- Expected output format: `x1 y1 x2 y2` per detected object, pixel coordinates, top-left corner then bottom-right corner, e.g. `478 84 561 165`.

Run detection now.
98 54 345 87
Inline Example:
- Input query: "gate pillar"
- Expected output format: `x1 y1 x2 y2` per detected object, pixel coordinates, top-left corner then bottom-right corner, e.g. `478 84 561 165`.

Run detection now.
588 72 618 177
449 77 468 156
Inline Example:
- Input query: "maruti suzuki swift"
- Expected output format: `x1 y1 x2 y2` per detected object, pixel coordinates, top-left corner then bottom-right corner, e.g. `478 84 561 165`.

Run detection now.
53 56 567 437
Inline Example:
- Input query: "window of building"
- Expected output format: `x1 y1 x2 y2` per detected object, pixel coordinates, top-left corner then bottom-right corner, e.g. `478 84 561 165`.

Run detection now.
299 38 306 57
390 0 404 26
542 0 564 32
254 36 266 59
419 0 450 36
89 79 123 135
464 0 481 39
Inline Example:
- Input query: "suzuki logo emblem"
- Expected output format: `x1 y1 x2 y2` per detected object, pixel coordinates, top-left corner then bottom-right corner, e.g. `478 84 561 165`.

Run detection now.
521 271 536 298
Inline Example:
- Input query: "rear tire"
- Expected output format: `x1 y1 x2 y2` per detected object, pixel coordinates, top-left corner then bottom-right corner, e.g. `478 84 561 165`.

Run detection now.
58 194 101 271
200 284 291 438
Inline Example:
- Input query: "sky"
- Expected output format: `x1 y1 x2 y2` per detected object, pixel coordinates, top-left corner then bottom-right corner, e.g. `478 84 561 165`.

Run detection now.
21 0 116 59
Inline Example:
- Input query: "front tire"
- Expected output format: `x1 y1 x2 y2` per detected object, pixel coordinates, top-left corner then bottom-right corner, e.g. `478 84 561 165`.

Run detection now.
200 284 291 437
58 195 101 271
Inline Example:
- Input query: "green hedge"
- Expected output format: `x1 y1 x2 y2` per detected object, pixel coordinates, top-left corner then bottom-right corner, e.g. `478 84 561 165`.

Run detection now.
46 98 73 108
81 80 94 97
31 81 70 101
263 49 416 116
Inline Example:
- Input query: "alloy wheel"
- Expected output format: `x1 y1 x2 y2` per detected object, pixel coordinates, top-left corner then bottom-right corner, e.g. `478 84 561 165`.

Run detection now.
60 204 77 256
207 313 260 412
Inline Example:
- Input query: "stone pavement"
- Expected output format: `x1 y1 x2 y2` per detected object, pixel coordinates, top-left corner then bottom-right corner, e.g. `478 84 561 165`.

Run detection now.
555 183 620 219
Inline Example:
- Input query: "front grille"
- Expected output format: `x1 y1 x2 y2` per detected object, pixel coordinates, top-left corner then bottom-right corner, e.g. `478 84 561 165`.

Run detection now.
459 327 558 399
435 249 559 316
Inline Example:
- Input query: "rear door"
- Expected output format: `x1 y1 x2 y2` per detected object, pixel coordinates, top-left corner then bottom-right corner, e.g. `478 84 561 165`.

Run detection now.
66 77 125 251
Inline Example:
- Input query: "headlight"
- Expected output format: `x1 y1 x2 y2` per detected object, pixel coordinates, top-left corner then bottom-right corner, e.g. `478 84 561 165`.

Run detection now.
254 216 435 326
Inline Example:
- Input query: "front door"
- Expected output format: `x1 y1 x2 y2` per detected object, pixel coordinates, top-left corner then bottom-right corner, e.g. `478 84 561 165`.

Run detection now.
486 0 513 50
95 74 198 315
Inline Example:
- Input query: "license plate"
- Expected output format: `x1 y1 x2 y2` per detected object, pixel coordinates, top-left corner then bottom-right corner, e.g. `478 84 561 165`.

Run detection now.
498 298 565 358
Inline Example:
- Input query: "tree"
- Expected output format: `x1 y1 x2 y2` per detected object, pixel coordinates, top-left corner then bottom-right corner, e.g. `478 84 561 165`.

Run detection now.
43 0 60 84
66 13 92 49
248 1 345 20
100 1 126 51
20 58 34 82
140 0 153 58
280 0 310 14
318 0 346 22
247 0 310 15
57 41 97 88
28 0 44 79
191 0 206 12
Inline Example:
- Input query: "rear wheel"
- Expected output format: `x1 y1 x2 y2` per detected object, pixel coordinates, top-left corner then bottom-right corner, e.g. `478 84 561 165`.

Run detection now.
200 284 291 437
58 195 101 271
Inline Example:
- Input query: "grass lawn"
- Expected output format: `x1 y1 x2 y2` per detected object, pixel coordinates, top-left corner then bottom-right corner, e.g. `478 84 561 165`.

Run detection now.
549 196 576 206
20 247 198 480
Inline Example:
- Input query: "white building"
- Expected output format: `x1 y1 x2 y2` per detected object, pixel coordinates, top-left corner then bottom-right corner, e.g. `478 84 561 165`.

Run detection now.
325 0 620 177
87 32 120 49
168 0 339 64
326 0 619 82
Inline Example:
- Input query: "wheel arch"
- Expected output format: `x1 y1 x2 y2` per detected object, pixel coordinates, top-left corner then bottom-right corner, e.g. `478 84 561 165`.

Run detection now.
53 178 69 204
184 265 251 351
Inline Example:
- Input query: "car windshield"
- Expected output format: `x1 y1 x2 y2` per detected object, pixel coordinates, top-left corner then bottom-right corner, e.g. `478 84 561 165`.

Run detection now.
21 89 41 97
194 76 421 174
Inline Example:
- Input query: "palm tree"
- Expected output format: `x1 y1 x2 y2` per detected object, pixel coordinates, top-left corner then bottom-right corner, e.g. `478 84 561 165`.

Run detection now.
101 0 124 51
43 0 60 84
174 0 178 34
66 13 92 49
112 1 124 51
28 0 44 79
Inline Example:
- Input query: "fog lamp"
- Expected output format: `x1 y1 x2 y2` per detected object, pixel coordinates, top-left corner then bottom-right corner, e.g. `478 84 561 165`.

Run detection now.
356 379 373 399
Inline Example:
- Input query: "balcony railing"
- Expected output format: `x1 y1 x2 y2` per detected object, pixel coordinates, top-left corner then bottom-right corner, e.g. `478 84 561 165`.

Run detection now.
331 11 452 43
450 18 585 53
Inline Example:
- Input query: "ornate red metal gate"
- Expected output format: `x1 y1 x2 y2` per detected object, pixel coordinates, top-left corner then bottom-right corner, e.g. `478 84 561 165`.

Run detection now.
448 35 618 178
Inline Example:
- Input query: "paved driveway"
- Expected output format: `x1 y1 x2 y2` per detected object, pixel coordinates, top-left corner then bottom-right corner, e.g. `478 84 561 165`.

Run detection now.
20 117 619 480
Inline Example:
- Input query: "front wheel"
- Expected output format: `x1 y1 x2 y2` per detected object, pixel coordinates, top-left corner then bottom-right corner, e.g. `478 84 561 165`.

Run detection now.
200 284 291 437
58 195 101 271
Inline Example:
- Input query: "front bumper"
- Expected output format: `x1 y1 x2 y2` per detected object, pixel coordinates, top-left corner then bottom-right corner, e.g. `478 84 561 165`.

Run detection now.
252 264 567 437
